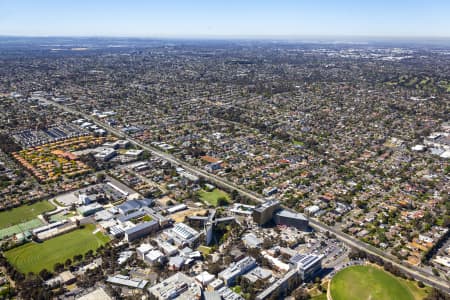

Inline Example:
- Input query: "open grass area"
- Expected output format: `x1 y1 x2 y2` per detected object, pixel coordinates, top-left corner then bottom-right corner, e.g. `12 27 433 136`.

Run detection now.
0 201 55 229
5 224 109 274
293 140 305 146
197 245 212 255
198 188 230 206
330 265 428 300
49 211 75 222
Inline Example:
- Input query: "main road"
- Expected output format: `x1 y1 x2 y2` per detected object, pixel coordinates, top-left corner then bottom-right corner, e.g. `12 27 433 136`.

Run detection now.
41 98 450 293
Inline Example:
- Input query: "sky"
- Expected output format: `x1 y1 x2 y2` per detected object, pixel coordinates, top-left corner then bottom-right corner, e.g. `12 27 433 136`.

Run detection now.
0 0 449 38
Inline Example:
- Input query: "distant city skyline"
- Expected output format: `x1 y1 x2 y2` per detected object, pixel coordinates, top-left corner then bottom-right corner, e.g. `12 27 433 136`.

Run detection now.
0 0 449 38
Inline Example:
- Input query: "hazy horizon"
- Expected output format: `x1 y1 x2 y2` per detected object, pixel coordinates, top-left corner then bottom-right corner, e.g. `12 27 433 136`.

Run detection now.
1 1 449 38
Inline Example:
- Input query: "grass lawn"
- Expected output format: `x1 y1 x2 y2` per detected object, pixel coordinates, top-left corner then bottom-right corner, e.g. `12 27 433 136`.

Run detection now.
198 189 230 206
197 245 212 255
5 224 109 274
330 265 428 300
141 215 153 222
0 201 55 229
50 212 75 222
311 294 327 300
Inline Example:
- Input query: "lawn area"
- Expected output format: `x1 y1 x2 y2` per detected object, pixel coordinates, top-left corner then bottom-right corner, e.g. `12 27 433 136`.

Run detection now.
330 265 428 300
5 224 109 274
197 245 212 255
0 201 55 229
293 140 305 146
198 188 230 206
49 211 75 222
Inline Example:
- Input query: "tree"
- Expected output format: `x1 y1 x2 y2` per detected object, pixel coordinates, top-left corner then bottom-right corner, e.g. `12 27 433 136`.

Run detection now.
53 262 64 273
292 287 310 300
208 263 221 275
38 269 53 281
217 197 229 207
65 258 72 267
73 254 83 262
96 173 106 183
424 288 450 300
432 268 440 277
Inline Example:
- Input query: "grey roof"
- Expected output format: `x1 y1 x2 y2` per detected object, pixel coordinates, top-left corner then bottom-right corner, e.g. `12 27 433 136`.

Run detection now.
125 220 158 235
117 210 146 223
118 199 153 214
117 200 141 214
275 209 308 221
168 256 185 267
254 199 280 213
204 291 222 300
290 254 323 270
106 275 148 289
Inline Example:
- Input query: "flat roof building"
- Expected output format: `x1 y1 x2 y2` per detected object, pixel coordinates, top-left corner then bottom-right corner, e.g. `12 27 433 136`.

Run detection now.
77 203 104 217
274 209 309 231
148 272 201 300
290 254 323 281
106 274 148 289
252 200 280 226
124 220 159 242
219 256 257 286
164 222 201 246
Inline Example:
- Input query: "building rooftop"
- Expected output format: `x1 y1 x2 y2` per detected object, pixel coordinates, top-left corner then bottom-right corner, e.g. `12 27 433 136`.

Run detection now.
275 209 308 221
125 220 158 236
290 254 324 271
219 256 257 283
106 274 148 289
148 272 201 300
254 199 280 212
77 288 112 300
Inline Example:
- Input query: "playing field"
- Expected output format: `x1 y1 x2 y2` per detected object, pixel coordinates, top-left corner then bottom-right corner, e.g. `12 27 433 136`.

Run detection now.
4 224 110 274
198 189 230 206
0 218 44 239
0 201 55 229
330 265 427 300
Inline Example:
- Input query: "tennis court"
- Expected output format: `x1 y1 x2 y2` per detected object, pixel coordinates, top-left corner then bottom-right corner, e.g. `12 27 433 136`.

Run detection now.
0 218 44 239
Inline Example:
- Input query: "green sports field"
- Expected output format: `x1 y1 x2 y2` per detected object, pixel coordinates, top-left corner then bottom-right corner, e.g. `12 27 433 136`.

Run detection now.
330 265 429 300
4 224 110 274
198 189 230 206
0 201 55 229
0 218 44 239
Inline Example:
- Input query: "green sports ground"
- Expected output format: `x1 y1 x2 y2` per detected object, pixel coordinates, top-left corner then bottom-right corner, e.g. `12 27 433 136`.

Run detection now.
0 201 55 229
4 224 109 274
330 265 429 300
198 188 230 206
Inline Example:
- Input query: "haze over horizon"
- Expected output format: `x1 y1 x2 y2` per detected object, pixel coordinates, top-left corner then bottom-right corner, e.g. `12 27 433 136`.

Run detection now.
1 0 449 38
